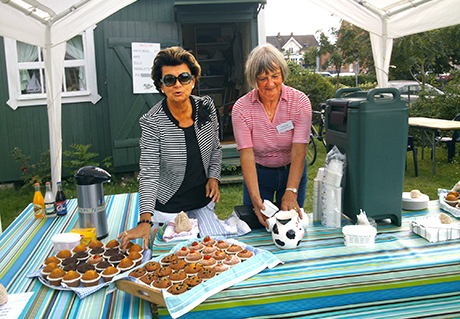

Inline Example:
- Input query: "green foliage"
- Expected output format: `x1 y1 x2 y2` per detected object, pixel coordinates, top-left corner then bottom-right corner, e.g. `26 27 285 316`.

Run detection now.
284 62 336 110
221 163 242 176
10 147 51 188
63 144 113 178
326 74 377 88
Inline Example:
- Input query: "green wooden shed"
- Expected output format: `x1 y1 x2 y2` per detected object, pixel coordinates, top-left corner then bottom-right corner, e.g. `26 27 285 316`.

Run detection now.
0 0 265 183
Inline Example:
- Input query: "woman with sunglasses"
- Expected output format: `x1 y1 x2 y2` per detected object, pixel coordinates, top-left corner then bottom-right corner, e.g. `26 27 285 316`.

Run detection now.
118 47 239 251
232 43 312 228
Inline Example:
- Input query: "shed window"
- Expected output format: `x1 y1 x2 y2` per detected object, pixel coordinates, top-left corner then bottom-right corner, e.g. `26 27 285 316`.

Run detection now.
4 26 101 109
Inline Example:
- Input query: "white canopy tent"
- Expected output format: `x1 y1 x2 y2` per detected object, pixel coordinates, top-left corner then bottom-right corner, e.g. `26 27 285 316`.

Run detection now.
0 0 137 193
309 0 460 88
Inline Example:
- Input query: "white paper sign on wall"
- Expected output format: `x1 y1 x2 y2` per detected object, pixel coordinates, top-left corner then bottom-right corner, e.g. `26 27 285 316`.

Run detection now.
132 42 160 94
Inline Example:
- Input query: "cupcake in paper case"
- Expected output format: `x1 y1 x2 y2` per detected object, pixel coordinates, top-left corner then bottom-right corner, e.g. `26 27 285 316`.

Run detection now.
87 255 104 266
215 240 230 250
175 246 190 259
81 270 101 287
103 248 120 259
105 239 120 249
95 260 113 273
169 270 187 283
139 273 158 286
200 236 216 246
108 253 125 267
88 239 104 250
41 262 60 279
222 255 241 267
151 277 172 291
61 257 78 268
101 266 119 282
128 268 146 279
71 244 88 255
143 261 161 273
77 262 96 275
127 251 143 267
62 270 81 288
200 255 217 268
213 262 230 274
154 266 172 278
73 250 89 262
56 249 72 260
212 249 228 261
117 258 135 273
237 249 254 261
202 244 217 255
226 244 243 255
63 262 78 272
89 246 105 256
184 262 204 277
167 282 189 295
43 256 61 267
169 259 188 271
160 254 178 266
184 275 202 287
128 243 143 255
48 268 66 286
187 241 204 252
184 250 203 263
198 267 216 281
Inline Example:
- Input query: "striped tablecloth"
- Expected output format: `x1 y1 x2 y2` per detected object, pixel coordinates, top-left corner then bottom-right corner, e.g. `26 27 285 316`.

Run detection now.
0 193 152 319
151 201 460 319
2 194 460 319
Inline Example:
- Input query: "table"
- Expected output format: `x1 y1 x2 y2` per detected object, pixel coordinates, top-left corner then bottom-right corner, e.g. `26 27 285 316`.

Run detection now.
409 117 460 175
2 194 460 319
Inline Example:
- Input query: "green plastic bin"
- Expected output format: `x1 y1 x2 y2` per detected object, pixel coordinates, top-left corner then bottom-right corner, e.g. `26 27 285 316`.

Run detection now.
325 88 409 226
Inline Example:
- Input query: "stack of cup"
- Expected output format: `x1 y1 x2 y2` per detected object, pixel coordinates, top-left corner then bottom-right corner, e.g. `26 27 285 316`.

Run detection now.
321 158 344 228
313 168 324 222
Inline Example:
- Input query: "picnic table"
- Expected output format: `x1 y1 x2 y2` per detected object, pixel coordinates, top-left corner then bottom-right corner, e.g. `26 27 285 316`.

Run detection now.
1 193 460 318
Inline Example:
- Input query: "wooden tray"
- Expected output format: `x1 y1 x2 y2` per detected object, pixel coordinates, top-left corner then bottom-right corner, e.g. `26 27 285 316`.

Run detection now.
116 279 166 306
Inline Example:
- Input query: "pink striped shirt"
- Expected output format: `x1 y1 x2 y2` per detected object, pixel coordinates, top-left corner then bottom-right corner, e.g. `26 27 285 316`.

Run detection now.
232 84 312 167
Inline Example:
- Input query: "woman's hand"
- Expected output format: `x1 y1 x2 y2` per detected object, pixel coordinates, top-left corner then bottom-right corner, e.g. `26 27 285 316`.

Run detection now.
281 191 302 219
206 177 220 203
252 196 268 228
118 213 153 252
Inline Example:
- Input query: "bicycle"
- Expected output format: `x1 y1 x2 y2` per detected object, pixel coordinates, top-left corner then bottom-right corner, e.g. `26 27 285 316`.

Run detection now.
307 103 327 165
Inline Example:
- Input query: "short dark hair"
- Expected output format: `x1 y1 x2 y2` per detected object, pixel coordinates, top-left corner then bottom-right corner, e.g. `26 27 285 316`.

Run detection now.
151 47 201 95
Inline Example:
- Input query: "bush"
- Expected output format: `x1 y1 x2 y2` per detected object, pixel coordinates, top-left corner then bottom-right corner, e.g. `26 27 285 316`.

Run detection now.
10 147 51 188
63 144 113 179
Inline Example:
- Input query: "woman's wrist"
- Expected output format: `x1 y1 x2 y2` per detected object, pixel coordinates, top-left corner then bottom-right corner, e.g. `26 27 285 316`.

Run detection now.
138 219 154 227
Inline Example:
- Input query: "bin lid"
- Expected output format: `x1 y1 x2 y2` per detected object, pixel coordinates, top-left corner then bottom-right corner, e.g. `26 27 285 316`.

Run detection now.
75 166 111 185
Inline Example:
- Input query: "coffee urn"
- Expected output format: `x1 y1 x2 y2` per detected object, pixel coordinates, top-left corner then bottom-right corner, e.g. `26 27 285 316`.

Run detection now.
75 166 111 239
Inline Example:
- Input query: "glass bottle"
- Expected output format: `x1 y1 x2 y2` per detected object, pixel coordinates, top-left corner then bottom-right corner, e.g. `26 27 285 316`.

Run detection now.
44 182 56 218
33 183 45 218
55 181 68 216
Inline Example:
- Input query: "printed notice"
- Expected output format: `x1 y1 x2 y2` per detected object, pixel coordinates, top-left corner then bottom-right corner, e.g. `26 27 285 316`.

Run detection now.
0 292 34 319
132 42 160 94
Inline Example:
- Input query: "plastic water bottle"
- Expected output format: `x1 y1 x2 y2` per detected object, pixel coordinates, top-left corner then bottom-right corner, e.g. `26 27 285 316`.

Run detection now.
55 181 68 216
33 183 45 218
44 182 56 218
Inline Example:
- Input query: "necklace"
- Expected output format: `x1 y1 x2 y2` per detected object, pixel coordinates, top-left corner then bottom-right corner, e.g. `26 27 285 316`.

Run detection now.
264 106 276 121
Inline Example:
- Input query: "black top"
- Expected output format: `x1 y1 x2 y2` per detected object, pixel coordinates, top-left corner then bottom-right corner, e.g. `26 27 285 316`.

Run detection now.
154 100 211 213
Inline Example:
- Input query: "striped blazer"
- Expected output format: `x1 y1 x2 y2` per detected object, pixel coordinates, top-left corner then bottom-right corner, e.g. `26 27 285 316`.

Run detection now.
138 95 222 216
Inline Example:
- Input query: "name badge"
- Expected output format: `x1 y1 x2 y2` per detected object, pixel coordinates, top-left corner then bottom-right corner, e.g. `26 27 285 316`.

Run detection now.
276 120 294 134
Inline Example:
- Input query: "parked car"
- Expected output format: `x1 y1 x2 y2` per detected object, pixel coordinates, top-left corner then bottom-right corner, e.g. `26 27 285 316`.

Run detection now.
388 80 444 103
316 71 332 77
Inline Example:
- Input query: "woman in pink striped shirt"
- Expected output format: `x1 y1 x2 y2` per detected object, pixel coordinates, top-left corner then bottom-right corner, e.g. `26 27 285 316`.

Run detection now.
232 43 312 228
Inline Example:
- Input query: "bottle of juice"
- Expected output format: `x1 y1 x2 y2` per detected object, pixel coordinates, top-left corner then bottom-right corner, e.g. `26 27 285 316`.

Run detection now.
44 182 56 218
33 183 45 218
55 181 67 216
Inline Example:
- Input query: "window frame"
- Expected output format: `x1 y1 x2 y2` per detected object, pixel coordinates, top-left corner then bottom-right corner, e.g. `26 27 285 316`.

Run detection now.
4 25 101 110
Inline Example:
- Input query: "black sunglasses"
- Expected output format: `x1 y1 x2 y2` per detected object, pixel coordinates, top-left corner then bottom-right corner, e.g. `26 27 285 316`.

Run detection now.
160 72 194 87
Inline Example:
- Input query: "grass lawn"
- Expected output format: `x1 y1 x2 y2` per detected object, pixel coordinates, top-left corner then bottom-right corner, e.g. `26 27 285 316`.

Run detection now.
1 143 459 230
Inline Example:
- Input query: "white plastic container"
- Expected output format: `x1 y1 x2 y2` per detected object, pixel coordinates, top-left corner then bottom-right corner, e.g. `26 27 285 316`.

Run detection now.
51 233 82 252
342 225 377 247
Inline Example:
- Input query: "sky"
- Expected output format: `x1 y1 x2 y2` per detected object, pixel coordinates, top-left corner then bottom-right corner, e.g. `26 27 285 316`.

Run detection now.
263 0 342 37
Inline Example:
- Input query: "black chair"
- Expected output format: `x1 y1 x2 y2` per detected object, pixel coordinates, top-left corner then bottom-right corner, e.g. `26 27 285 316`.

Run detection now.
435 113 460 163
407 136 418 177
218 101 235 141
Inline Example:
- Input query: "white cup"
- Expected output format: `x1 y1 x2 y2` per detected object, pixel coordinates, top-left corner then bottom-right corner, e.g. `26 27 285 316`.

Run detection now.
261 199 279 218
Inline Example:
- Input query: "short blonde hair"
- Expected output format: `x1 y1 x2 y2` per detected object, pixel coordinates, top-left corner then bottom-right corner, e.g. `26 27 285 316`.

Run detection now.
245 43 288 89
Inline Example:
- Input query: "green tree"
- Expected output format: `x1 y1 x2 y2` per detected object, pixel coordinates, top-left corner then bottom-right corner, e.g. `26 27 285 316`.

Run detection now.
303 47 318 70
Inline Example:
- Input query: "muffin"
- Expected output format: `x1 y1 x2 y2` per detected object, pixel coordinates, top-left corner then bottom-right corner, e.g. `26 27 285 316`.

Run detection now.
103 248 120 258
87 255 104 265
44 256 61 266
167 282 189 295
188 241 204 252
139 273 158 285
41 262 60 278
88 239 104 249
198 267 216 281
128 243 143 254
73 250 89 262
72 244 88 254
201 236 216 246
212 249 227 261
128 268 146 278
151 277 172 290
62 270 81 287
185 250 202 263
213 262 230 274
175 246 190 259
56 249 72 260
169 259 188 271
109 253 125 266
160 254 178 266
200 255 217 268
127 251 143 266
215 240 230 250
81 270 101 287
447 191 459 197
184 263 203 276
184 275 202 287
143 261 161 273
226 244 243 255
77 262 95 275
48 268 66 286
154 266 173 278
95 260 112 273
117 258 135 273
169 270 187 283
63 262 78 272
223 255 241 267
101 266 119 282
89 247 105 256
61 257 78 267
237 249 254 260
202 245 217 255
105 239 120 249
